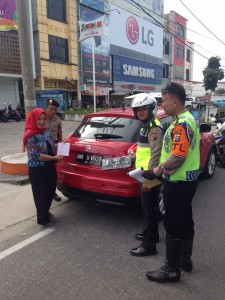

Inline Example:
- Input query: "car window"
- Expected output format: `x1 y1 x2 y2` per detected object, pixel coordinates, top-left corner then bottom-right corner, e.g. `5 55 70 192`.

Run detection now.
72 116 142 142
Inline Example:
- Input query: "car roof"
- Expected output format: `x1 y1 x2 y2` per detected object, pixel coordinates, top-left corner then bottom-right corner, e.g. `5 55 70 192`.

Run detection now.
83 106 167 120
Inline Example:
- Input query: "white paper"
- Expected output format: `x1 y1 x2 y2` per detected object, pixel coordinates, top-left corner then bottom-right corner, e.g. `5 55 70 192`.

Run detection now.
128 167 161 188
128 167 146 183
57 142 70 156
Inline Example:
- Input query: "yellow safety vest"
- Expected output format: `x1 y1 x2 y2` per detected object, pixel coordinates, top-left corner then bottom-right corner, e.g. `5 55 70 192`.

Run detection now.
160 111 200 181
135 118 161 170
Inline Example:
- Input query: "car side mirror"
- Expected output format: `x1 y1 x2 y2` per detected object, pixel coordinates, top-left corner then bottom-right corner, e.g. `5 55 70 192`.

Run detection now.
199 123 211 133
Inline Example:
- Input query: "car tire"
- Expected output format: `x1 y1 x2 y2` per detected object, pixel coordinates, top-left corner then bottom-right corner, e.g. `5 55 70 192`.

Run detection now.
186 105 191 111
202 149 216 178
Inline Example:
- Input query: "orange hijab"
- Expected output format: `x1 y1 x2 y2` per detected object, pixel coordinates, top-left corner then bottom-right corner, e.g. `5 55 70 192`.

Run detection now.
23 108 47 151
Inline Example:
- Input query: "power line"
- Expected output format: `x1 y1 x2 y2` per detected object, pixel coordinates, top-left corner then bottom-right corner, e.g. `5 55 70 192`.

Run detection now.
125 0 220 43
127 0 209 60
178 0 225 47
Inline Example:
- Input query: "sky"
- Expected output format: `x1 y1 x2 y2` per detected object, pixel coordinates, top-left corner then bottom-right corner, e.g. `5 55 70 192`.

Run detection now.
164 0 225 82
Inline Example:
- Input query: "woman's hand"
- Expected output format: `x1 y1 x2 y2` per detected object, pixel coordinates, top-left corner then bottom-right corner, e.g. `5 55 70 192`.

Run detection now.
54 155 63 161
63 138 71 143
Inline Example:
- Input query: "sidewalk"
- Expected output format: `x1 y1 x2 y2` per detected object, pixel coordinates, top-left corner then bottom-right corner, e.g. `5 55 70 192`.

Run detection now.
0 181 67 231
0 120 79 230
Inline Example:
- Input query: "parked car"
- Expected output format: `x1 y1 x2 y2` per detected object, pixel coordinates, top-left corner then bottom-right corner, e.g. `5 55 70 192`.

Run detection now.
212 99 225 107
56 106 216 205
185 97 206 110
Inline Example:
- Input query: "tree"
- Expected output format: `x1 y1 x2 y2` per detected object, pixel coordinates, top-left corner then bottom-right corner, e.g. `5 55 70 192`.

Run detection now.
216 88 225 96
203 57 224 121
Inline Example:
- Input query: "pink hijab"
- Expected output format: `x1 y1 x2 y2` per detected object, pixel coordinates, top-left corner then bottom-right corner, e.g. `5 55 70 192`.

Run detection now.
23 108 47 151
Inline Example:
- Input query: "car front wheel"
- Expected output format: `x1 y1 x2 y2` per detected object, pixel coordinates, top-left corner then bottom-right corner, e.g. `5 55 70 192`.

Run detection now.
202 149 216 178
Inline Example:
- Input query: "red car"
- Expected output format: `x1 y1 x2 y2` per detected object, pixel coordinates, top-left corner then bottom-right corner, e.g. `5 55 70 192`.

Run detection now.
57 107 216 204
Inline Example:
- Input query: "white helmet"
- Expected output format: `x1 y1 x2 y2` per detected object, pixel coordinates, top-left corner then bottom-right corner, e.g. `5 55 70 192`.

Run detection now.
132 93 157 120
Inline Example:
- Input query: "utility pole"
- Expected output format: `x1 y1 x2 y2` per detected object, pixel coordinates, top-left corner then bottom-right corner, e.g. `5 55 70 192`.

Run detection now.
16 0 36 116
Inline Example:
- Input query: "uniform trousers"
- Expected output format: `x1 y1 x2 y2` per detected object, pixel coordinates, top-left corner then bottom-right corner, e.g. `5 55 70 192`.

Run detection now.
163 179 198 241
29 165 57 225
141 184 161 247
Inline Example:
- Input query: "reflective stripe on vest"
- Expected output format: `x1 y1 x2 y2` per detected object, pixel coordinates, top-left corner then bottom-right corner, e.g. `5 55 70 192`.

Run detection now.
135 119 161 170
160 111 200 181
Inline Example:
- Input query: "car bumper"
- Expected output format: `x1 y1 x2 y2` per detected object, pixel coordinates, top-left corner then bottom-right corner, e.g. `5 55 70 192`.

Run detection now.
57 165 140 203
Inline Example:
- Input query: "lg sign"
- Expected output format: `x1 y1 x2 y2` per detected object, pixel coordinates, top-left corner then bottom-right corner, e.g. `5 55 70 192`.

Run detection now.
126 16 154 46
126 16 139 44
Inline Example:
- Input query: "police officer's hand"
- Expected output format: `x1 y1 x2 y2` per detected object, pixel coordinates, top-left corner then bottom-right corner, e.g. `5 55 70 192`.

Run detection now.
142 170 156 180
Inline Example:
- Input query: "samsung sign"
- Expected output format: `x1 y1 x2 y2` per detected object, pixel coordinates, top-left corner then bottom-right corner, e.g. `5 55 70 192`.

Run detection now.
123 64 155 79
109 5 163 59
113 56 162 85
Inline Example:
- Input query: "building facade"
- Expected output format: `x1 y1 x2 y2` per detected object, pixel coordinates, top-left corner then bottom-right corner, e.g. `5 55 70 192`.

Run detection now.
32 0 79 111
0 1 22 109
162 10 194 92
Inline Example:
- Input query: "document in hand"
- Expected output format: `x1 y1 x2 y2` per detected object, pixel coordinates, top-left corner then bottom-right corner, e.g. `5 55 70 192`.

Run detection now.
128 167 161 188
57 142 70 156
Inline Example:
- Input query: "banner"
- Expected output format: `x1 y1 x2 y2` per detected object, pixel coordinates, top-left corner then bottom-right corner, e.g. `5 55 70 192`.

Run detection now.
80 5 111 85
0 0 18 31
79 15 107 42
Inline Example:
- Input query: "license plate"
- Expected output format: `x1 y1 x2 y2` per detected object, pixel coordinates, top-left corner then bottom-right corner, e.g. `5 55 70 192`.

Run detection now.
76 153 102 166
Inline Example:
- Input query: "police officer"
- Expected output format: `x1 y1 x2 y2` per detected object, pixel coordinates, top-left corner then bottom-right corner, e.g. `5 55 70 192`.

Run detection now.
45 98 63 202
143 83 200 283
130 93 163 257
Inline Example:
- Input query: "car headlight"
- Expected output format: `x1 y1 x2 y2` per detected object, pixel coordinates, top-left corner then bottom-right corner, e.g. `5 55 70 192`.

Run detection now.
102 156 131 170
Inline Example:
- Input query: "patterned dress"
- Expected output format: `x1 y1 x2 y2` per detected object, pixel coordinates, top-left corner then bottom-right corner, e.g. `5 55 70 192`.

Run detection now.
26 129 57 225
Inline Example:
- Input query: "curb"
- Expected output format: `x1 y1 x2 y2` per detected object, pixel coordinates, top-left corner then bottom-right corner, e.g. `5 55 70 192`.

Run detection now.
0 172 29 185
0 153 28 176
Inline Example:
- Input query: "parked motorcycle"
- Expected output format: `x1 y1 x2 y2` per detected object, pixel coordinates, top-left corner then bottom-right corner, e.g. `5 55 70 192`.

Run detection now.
7 104 21 122
212 118 225 167
0 104 8 122
16 104 26 119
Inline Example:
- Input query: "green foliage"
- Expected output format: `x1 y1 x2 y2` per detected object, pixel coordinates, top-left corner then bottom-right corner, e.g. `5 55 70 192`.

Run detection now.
63 107 106 115
216 88 225 96
203 57 224 92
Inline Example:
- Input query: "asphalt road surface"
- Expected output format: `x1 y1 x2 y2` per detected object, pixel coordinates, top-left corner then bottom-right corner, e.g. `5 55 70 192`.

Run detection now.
0 166 225 299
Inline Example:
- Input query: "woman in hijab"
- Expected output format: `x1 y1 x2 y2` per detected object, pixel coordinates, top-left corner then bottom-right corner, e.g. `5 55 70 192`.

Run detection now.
23 108 63 227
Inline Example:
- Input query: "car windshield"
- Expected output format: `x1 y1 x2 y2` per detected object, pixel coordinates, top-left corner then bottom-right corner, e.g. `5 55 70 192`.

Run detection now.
72 116 141 142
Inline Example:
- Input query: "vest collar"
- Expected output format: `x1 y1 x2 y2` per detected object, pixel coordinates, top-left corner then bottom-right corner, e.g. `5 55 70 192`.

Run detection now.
173 108 188 123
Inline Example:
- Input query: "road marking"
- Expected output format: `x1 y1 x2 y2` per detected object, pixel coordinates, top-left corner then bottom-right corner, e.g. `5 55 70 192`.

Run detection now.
0 228 55 261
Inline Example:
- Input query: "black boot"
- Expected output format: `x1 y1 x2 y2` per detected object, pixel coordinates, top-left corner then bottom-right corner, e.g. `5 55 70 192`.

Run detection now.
180 234 194 272
146 239 182 283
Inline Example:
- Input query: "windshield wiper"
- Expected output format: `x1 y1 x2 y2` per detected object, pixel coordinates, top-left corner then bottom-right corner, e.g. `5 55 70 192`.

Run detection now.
94 133 123 139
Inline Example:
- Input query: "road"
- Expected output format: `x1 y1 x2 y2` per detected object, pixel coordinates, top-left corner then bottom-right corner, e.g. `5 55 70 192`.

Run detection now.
0 167 225 299
0 112 225 299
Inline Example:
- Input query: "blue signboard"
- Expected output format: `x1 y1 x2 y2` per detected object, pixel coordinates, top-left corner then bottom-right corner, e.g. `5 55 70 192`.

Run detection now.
113 56 162 85
80 0 104 12
35 90 67 113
